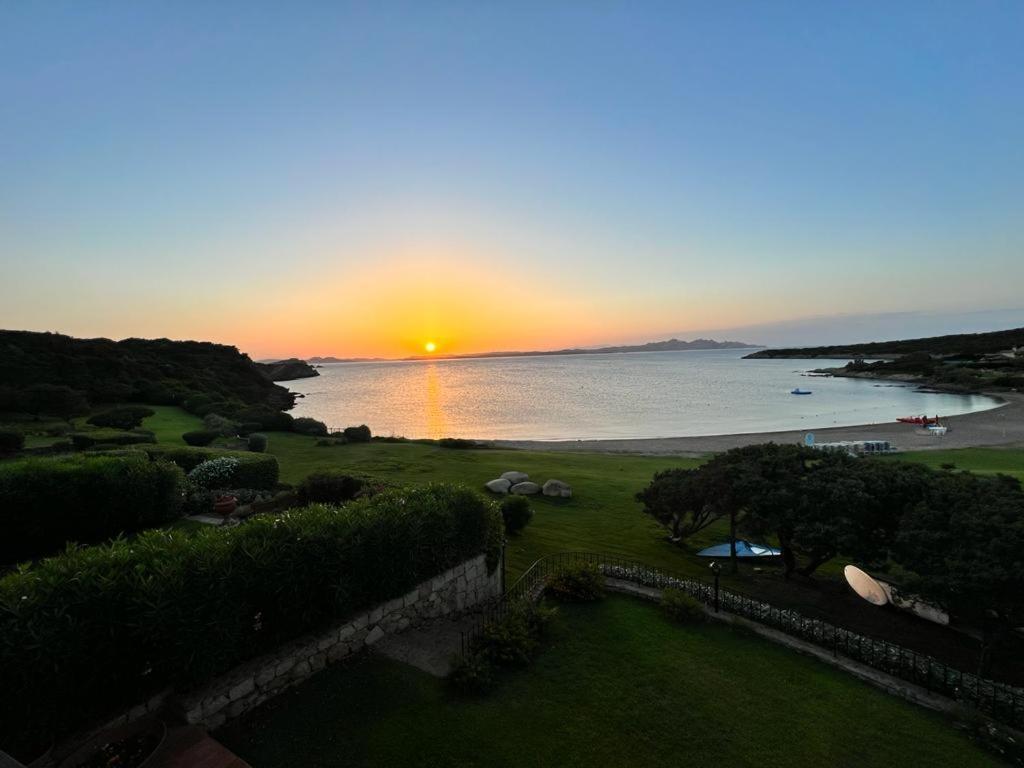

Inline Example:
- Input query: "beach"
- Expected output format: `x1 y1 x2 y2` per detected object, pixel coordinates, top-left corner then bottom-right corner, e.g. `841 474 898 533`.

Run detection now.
493 392 1024 455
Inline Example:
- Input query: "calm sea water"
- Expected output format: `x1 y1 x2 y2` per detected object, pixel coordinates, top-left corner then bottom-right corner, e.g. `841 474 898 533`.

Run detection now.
286 349 999 441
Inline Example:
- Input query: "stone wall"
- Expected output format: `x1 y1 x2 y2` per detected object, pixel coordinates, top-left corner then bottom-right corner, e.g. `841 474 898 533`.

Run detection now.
172 552 500 730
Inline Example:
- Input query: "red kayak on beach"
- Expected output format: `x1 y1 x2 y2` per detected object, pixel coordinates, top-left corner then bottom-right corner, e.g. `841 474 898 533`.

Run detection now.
896 415 941 425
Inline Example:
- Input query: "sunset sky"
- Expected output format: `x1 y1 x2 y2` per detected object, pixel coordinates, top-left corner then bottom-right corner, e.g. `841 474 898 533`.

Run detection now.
2 2 1022 359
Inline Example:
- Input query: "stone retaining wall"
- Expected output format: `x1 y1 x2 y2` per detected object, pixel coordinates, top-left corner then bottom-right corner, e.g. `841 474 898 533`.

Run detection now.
170 553 500 730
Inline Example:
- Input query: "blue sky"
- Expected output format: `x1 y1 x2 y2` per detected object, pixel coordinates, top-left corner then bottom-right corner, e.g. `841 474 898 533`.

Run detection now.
1 1 1022 357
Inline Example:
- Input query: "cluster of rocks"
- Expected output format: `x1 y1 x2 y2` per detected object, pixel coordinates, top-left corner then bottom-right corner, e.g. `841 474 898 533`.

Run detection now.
485 471 572 498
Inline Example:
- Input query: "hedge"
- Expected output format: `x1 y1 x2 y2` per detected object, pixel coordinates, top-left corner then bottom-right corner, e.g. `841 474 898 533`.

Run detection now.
0 430 24 453
0 454 184 567
0 484 502 758
139 445 279 489
87 406 155 430
70 429 156 449
182 429 219 446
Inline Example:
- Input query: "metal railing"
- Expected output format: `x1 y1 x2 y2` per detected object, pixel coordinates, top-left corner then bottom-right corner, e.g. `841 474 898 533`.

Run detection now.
460 551 1024 730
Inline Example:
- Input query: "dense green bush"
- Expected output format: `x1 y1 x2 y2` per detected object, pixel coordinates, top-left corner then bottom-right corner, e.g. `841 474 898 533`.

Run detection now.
545 563 605 602
343 424 372 442
0 484 502 756
237 421 264 437
182 429 219 446
297 471 364 504
660 588 707 623
70 429 156 450
231 406 294 432
21 384 90 418
0 454 184 566
203 412 239 436
188 457 243 489
86 406 155 430
140 445 279 489
500 495 534 534
293 417 328 436
451 602 556 694
0 430 24 454
247 433 268 452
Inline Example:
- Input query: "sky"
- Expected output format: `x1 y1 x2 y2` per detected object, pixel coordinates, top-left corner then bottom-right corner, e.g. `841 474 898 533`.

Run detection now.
1 1 1022 359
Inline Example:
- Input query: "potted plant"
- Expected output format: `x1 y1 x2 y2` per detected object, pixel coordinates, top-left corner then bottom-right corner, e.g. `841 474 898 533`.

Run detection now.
212 493 237 517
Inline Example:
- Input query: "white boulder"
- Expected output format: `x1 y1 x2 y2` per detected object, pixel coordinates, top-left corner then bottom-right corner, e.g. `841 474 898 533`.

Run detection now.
485 478 512 494
510 481 541 495
542 479 572 498
501 470 530 484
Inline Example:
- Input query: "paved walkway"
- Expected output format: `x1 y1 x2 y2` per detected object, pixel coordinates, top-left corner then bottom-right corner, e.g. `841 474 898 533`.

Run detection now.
371 616 478 677
150 726 251 768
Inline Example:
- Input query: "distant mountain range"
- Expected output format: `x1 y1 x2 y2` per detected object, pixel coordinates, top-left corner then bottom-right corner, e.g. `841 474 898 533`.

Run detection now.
308 338 757 364
743 326 1024 359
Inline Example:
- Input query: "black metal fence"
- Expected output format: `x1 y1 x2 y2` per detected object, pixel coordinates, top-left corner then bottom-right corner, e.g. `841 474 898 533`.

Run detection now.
461 551 1024 730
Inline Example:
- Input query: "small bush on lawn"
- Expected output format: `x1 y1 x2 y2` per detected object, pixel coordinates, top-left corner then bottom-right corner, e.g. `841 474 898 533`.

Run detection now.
500 495 533 535
292 417 328 436
237 421 263 437
545 563 605 602
0 484 503 756
0 454 184 566
247 433 268 452
0 430 24 454
660 588 707 623
139 445 279 489
203 413 239 436
230 407 294 432
343 424 372 443
70 429 156 450
448 651 496 694
451 602 556 694
298 471 364 504
86 406 155 430
182 429 219 446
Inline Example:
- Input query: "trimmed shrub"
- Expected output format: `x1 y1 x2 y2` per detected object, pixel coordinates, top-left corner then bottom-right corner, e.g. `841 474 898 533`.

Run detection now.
317 437 346 447
231 407 294 432
70 429 156 450
203 413 239 436
0 454 184 566
297 471 364 505
182 429 219 446
237 421 264 437
140 445 279 490
500 495 533 535
0 484 502 756
247 433 268 452
292 417 328 436
188 457 243 489
86 406 155 430
343 424 372 443
660 588 707 623
545 563 605 602
0 430 24 454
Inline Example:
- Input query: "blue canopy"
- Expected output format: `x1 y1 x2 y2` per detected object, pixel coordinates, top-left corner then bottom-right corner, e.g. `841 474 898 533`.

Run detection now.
696 540 781 558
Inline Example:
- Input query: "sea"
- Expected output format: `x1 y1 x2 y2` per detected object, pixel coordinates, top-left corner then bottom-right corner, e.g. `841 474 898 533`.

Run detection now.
285 348 1000 441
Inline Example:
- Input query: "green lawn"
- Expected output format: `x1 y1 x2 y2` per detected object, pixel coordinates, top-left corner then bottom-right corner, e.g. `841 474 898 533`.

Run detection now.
216 596 999 768
883 447 1024 482
262 432 706 579
140 405 205 444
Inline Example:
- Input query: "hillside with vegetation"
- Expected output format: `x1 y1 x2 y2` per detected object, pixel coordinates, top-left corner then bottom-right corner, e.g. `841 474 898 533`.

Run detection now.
745 326 1024 391
255 358 320 381
0 330 296 418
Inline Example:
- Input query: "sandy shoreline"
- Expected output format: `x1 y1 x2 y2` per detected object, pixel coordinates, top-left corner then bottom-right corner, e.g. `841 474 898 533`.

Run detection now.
491 392 1024 456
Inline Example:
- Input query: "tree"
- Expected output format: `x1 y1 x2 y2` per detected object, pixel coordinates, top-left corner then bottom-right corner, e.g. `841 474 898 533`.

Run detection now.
893 471 1024 675
635 468 721 542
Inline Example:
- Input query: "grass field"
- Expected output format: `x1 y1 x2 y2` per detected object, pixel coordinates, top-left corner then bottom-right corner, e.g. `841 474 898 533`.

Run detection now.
216 595 999 768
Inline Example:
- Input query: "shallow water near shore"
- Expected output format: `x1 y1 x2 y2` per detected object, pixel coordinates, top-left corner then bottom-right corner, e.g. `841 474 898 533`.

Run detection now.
287 349 1000 441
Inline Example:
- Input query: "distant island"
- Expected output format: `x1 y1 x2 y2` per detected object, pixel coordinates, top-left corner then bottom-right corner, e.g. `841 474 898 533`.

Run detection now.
745 326 1024 392
310 338 758 364
255 358 320 381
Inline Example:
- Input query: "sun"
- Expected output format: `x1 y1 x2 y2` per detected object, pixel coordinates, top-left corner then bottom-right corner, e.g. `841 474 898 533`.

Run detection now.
424 341 437 353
